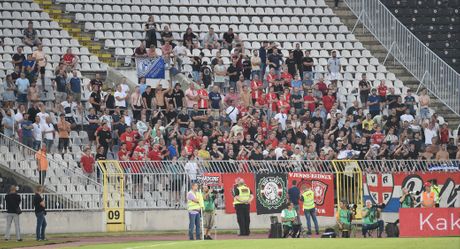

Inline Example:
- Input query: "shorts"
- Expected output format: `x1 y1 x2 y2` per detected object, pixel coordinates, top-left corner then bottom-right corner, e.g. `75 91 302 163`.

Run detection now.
329 72 340 81
203 211 215 229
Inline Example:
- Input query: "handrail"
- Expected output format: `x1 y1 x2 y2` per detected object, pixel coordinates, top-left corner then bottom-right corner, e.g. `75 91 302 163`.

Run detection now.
343 0 460 117
0 193 102 211
0 133 102 187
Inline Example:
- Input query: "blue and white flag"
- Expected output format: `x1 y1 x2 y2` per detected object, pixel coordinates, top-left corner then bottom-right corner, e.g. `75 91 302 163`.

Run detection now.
136 56 165 79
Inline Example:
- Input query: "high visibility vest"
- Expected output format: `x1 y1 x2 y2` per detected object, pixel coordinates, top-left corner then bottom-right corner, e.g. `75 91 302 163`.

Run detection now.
302 190 315 210
422 191 435 208
432 185 440 204
187 191 204 211
233 185 251 205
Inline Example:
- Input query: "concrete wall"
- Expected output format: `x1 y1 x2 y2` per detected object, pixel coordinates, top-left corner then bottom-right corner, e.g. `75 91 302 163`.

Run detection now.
0 210 400 234
0 211 105 234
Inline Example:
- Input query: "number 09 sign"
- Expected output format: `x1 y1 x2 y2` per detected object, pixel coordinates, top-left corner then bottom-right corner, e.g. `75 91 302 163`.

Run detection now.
106 208 125 231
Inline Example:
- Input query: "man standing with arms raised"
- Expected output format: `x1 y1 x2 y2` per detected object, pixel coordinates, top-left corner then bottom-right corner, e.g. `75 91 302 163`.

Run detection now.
233 178 254 236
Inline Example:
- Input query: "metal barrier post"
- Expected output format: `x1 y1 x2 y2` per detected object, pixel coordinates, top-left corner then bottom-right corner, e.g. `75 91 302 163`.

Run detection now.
99 160 126 232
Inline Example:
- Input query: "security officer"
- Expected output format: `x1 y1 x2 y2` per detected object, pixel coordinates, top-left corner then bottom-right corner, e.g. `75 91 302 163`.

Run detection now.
233 178 254 236
421 182 436 208
429 179 440 207
187 183 204 240
300 183 319 235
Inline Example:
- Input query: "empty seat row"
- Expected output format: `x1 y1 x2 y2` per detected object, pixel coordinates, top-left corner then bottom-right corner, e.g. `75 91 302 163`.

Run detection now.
59 0 327 7
0 11 50 20
67 4 334 17
0 2 40 11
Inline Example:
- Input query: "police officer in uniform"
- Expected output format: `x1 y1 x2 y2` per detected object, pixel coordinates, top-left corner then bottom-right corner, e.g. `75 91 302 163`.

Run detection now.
300 183 319 235
187 183 204 240
233 178 254 236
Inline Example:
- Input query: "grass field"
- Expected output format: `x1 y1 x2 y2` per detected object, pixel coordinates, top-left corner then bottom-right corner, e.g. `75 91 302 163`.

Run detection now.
63 238 460 249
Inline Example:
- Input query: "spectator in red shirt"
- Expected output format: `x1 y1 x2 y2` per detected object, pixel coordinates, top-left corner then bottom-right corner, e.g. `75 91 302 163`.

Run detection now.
147 144 163 161
62 48 78 71
80 147 95 183
266 68 277 87
133 140 147 158
322 90 336 113
197 83 209 109
280 68 292 87
377 80 387 109
304 89 316 113
120 127 137 153
316 77 328 96
118 143 130 161
371 126 385 145
266 86 278 113
250 75 263 104
439 123 449 144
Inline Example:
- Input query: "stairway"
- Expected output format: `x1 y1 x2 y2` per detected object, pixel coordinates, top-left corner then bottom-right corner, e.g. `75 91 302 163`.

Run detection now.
326 0 459 129
33 0 114 67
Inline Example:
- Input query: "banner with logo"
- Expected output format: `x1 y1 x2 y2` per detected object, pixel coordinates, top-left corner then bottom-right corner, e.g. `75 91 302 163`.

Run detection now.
222 173 256 214
363 172 460 212
136 56 165 79
399 208 460 237
255 173 288 215
287 172 335 217
197 173 223 187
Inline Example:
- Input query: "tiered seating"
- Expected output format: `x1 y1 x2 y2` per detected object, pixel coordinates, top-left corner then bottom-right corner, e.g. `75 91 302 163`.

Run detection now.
0 0 107 83
382 0 460 72
58 0 415 110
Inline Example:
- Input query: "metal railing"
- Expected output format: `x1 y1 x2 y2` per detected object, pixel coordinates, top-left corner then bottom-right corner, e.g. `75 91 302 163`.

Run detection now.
344 0 460 116
114 159 460 174
0 193 102 211
0 132 102 189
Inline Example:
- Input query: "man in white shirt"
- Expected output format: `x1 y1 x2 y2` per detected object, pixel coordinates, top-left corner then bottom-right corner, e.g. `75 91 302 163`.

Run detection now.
274 107 288 130
400 109 414 123
42 116 55 152
61 95 78 125
114 84 127 109
36 104 49 127
225 101 239 124
327 50 341 84
184 155 199 182
173 42 187 71
32 116 42 150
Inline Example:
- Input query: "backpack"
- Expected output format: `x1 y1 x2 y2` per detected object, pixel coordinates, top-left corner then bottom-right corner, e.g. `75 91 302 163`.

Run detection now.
385 221 399 237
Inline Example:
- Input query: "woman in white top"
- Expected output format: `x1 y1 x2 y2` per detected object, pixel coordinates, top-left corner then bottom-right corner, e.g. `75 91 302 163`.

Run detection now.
213 59 227 92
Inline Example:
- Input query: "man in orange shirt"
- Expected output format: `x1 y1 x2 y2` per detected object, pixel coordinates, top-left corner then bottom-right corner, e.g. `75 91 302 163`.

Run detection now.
35 144 48 185
57 114 71 154
421 182 436 208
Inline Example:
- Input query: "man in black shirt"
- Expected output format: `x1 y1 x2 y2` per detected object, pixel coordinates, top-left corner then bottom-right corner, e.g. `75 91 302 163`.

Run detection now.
142 86 155 120
223 28 236 50
358 74 371 107
171 83 185 109
12 46 26 70
285 51 297 78
89 85 102 113
227 61 240 90
5 185 22 241
386 87 400 110
293 43 304 76
96 122 112 157
89 73 103 89
249 143 264 160
242 56 252 81
33 185 47 241
302 51 314 81
200 62 212 89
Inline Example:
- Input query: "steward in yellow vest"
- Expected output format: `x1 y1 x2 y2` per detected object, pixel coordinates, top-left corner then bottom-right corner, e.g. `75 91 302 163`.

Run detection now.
233 178 253 236
299 184 319 235
187 183 204 240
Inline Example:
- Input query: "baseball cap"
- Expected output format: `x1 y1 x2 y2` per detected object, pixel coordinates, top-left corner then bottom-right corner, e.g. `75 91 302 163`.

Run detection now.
424 182 431 187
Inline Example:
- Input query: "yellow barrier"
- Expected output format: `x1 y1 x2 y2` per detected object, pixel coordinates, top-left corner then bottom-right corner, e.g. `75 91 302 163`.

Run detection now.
98 160 125 232
332 160 364 219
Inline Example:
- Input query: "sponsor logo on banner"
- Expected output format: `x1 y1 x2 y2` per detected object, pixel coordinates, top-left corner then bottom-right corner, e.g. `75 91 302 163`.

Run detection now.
287 172 334 216
136 57 165 79
256 174 287 214
365 173 394 206
399 208 460 237
364 172 460 212
197 173 222 187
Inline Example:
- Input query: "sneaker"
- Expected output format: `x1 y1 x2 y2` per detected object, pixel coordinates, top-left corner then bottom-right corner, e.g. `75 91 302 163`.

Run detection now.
17 239 23 242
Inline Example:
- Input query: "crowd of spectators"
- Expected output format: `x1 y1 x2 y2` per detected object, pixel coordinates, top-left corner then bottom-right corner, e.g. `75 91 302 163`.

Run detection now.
1 18 460 179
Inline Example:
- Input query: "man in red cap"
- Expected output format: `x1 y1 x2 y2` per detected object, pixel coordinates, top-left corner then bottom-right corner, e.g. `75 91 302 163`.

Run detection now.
421 182 436 208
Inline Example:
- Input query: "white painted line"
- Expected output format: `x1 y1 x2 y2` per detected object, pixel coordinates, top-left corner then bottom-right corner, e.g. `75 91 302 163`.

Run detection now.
125 242 180 249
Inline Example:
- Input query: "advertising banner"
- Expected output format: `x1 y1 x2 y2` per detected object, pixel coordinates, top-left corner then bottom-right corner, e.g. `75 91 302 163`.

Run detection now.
136 56 165 79
363 172 460 212
222 173 256 214
399 208 460 237
255 173 288 215
287 172 335 217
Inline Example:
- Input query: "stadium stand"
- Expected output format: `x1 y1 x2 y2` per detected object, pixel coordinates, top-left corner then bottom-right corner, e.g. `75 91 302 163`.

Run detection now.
0 0 459 211
381 0 460 72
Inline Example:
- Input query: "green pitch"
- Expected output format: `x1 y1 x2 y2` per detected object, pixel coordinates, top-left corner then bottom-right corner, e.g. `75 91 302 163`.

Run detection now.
64 237 460 249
